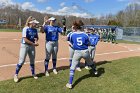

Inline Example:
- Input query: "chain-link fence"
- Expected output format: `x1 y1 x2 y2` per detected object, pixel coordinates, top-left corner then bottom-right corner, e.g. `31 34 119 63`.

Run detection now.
120 27 140 42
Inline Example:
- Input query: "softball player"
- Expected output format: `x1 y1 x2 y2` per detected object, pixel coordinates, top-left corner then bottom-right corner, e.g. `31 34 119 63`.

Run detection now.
100 29 104 42
67 25 81 71
14 17 39 83
107 28 112 42
111 30 117 44
66 22 98 89
85 28 100 69
67 26 75 67
41 17 63 76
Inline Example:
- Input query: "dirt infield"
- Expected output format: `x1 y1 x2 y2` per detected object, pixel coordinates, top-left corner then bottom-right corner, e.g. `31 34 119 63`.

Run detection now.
0 32 140 81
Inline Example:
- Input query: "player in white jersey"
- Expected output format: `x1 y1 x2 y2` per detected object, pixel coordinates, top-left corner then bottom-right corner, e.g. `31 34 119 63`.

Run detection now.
14 17 39 83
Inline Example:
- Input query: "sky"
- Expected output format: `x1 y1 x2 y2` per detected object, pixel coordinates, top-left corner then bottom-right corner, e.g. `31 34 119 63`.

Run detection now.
0 0 140 18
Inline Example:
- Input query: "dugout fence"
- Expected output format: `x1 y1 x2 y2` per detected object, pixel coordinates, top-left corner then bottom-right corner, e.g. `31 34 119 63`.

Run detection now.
121 27 140 42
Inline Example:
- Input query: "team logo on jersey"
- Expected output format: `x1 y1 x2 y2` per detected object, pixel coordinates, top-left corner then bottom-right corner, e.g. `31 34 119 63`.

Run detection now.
28 31 36 36
28 31 32 35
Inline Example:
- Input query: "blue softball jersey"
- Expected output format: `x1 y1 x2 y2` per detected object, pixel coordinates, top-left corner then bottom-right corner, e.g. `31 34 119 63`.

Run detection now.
88 33 100 46
21 27 38 44
70 32 89 50
44 25 62 41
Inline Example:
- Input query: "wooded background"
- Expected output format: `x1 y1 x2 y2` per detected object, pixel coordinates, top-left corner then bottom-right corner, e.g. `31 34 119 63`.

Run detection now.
0 3 140 29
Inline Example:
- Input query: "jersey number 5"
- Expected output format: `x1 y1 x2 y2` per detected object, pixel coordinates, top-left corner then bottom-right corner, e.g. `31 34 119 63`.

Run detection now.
77 37 82 46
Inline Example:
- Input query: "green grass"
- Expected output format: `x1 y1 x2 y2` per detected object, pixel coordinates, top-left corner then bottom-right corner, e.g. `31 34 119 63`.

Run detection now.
117 40 140 44
0 57 140 93
0 29 21 32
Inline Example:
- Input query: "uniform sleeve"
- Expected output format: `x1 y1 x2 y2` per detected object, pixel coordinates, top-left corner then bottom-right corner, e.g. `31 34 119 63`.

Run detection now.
94 35 100 45
57 27 63 33
35 29 39 39
22 27 28 37
85 34 90 45
69 33 74 44
97 35 100 41
43 25 48 33
67 32 71 41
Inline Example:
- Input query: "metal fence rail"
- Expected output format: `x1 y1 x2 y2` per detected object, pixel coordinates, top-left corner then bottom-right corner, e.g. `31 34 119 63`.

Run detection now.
121 27 140 42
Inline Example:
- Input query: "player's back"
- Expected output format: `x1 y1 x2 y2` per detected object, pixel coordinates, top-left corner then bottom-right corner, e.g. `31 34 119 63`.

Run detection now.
70 31 89 50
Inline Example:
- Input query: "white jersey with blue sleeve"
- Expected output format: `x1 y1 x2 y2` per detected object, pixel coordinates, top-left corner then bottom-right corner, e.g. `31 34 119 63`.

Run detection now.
22 27 29 37
44 25 62 41
70 32 89 50
21 27 29 44
21 27 38 44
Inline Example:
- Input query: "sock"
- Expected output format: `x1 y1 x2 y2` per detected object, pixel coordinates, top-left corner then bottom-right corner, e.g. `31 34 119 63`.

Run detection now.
52 59 56 69
30 64 35 75
15 64 22 75
44 59 49 71
69 59 72 67
69 69 75 84
85 61 87 66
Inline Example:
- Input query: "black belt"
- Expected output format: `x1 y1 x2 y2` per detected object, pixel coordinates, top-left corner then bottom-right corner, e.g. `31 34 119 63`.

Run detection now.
90 45 95 47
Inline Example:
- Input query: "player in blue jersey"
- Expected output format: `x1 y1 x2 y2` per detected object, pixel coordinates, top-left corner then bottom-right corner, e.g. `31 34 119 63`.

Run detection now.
66 21 98 89
14 17 39 83
67 25 75 67
85 28 100 69
40 17 63 76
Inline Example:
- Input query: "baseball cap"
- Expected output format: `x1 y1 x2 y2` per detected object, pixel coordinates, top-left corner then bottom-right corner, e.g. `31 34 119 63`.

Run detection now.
48 17 56 21
29 19 39 24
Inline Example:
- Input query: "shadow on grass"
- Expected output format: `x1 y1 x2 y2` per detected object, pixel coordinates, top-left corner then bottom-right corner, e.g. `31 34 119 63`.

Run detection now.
19 76 35 82
95 60 112 66
19 60 111 83
72 67 105 88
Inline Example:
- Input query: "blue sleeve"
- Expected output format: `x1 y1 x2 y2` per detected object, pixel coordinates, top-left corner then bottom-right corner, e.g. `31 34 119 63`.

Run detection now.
70 33 74 44
43 25 48 33
35 30 38 39
57 27 62 33
67 35 70 41
97 35 100 41
94 35 99 45
86 35 90 45
67 32 72 41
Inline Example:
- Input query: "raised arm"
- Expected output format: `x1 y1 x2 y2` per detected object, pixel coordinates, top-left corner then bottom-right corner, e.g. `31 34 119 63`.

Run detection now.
40 16 49 33
39 25 45 33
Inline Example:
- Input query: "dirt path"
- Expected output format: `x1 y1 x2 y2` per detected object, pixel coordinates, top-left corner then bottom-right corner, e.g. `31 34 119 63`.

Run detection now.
0 32 140 81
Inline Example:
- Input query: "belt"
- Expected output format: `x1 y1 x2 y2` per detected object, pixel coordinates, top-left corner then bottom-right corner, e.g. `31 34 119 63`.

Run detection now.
90 45 95 47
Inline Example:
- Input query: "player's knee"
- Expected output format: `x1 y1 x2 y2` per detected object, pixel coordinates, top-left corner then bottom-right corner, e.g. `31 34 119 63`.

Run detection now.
70 64 77 70
44 59 49 63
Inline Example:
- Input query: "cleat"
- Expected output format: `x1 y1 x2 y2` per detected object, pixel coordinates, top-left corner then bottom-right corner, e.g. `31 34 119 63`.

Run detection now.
14 75 19 83
85 66 90 70
76 67 82 71
93 69 98 75
45 71 50 77
33 75 38 79
94 71 98 75
66 83 72 89
90 64 98 75
53 69 58 74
